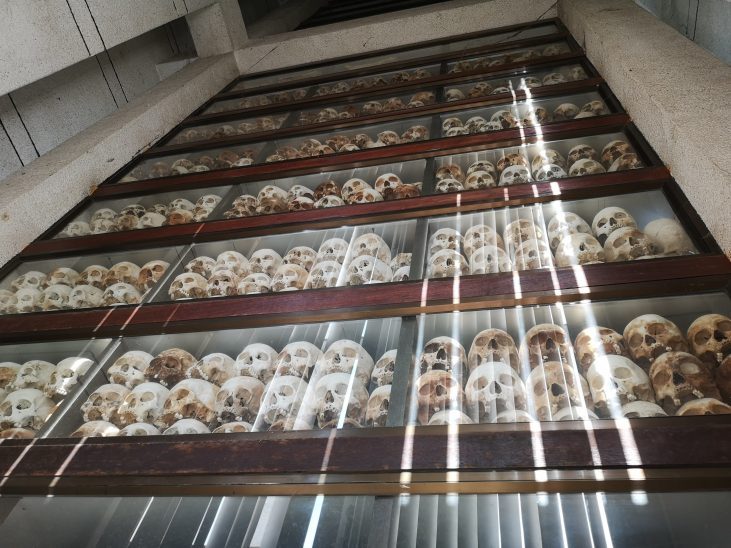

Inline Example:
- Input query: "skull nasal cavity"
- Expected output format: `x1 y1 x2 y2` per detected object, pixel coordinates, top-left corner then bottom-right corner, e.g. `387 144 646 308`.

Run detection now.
672 372 685 385
545 338 555 350
645 335 656 345
436 348 447 361
550 383 564 396
490 381 502 394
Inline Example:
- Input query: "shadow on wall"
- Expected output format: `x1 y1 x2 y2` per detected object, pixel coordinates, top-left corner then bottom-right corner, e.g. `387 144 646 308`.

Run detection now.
634 0 731 63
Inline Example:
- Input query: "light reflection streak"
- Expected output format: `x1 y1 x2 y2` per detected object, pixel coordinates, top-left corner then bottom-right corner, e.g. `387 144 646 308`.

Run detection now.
128 497 155 543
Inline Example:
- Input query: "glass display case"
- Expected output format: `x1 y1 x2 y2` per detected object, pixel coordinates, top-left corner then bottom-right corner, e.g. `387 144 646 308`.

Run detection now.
446 41 572 74
0 246 183 314
164 113 289 146
203 86 310 114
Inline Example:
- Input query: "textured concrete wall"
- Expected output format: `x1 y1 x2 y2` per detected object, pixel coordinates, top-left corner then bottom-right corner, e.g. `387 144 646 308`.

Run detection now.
235 0 558 75
0 0 216 97
0 55 238 267
559 0 731 256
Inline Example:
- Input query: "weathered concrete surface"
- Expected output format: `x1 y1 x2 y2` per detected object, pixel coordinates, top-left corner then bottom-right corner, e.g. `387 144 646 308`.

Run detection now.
559 0 731 256
187 0 249 57
0 54 238 267
235 0 558 75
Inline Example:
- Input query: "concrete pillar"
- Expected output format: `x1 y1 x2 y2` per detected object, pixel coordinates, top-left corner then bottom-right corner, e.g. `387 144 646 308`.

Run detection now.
559 0 731 255
186 0 249 57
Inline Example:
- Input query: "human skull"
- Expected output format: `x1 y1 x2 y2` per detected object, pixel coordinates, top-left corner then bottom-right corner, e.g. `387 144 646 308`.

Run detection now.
604 227 658 262
115 382 170 426
527 361 585 421
58 221 91 238
118 423 162 436
313 373 369 429
428 228 463 257
644 218 695 256
463 225 504 259
623 314 689 370
315 238 348 264
145 348 196 387
435 178 464 193
140 212 166 228
214 376 265 424
494 409 536 423
621 400 668 418
305 261 342 289
274 341 322 379
371 349 397 387
519 324 572 369
70 420 119 437
187 353 236 386
469 246 512 275
237 273 271 294
45 267 79 288
468 329 520 373
401 125 428 142
687 314 731 367
11 360 56 391
281 246 317 273
533 164 567 182
428 410 474 425
436 164 465 182
147 203 169 216
490 110 518 129
213 251 249 278
225 195 258 219
256 197 288 215
592 207 638 245
158 378 219 427
212 422 252 434
162 419 210 435
0 388 54 431
0 362 20 395
313 180 341 200
419 336 467 384
587 355 654 417
249 249 283 277
137 260 170 291
365 385 391 427
373 173 402 196
169 272 207 300
108 350 153 389
503 219 544 254
102 283 141 306
649 351 720 414
0 290 17 314
259 375 308 430
547 212 592 250
11 287 41 313
271 264 308 292
235 344 278 383
185 256 216 278
580 100 608 116
416 370 465 425
315 195 345 208
676 398 731 416
464 170 497 189
0 427 36 439
288 196 315 212
464 116 487 134
574 326 629 374
347 255 392 285
39 284 72 311
465 362 528 422
168 198 195 211
351 233 392 264
427 249 469 278
609 153 644 172
554 233 605 267
45 357 94 398
513 239 553 271
442 118 463 133
569 158 606 177
104 262 141 287
206 270 240 297
445 88 466 102
341 179 372 203
567 144 598 168
600 140 633 168
542 72 567 86
499 165 532 186
81 383 130 425
316 340 374 386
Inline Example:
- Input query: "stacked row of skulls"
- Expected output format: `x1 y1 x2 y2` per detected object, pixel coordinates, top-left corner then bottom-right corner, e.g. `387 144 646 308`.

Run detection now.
297 92 436 125
71 340 398 436
313 68 433 97
168 235 411 299
0 260 170 314
442 99 609 138
425 208 693 278
58 195 223 238
224 174 421 219
265 125 429 163
448 43 571 74
172 115 286 145
444 65 588 102
0 356 95 437
208 88 308 114
414 313 731 425
122 147 258 181
434 138 643 193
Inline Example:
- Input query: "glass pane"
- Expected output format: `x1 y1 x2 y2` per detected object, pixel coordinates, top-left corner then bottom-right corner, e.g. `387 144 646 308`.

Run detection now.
203 86 310 114
159 219 416 301
165 113 289 146
423 189 697 279
407 292 731 425
0 246 185 315
307 64 440 100
47 316 401 437
53 184 234 239
446 41 572 74
0 338 112 438
440 90 614 138
432 130 645 193
442 62 589 102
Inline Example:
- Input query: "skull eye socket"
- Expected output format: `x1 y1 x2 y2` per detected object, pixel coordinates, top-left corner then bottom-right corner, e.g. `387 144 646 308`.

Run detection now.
140 392 155 402
613 366 633 380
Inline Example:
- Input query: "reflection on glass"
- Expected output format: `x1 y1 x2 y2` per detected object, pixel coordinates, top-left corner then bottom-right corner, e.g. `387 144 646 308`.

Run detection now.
408 293 731 425
54 185 232 239
0 247 183 315
443 63 588 102
424 190 697 279
433 131 645 193
53 317 401 437
161 220 415 301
